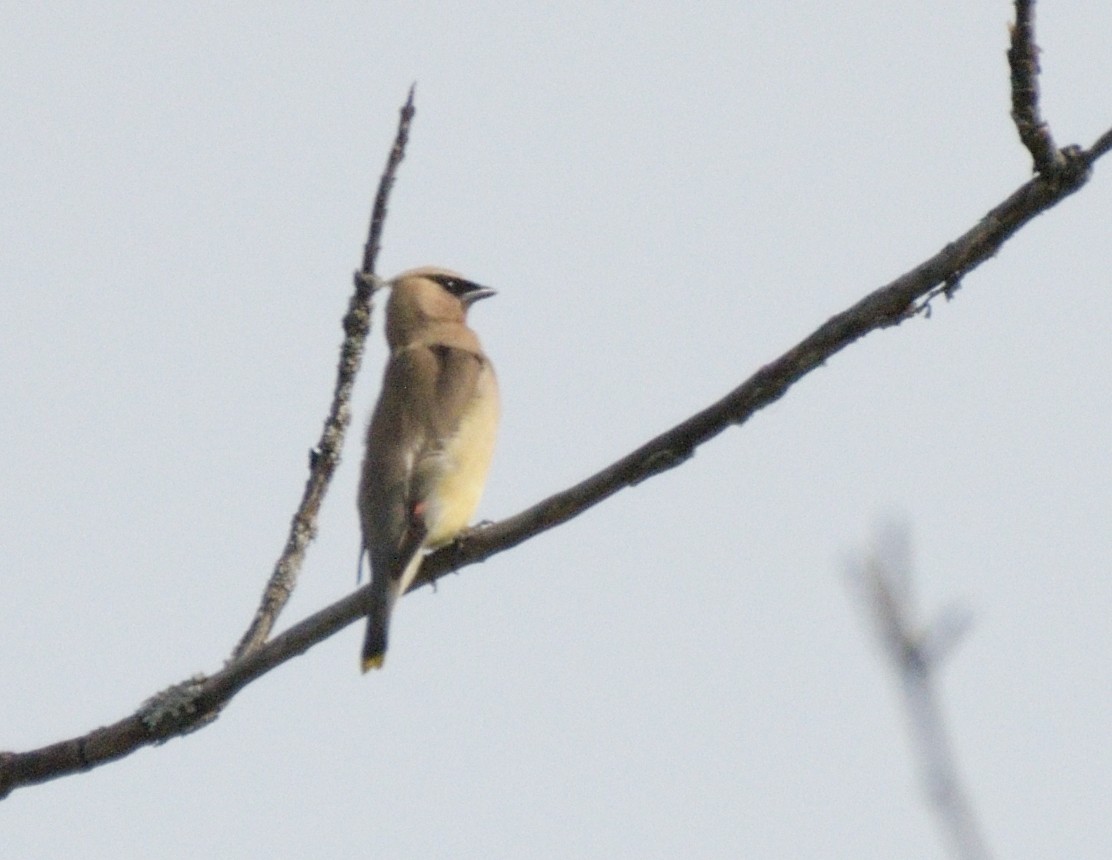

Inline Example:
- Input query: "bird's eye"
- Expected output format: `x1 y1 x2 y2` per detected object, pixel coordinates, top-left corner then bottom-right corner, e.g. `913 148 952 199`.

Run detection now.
431 274 477 297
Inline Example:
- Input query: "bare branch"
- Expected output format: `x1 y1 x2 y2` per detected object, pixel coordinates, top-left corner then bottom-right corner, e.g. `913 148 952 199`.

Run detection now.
0 594 366 799
1008 0 1065 175
1089 127 1112 162
229 87 415 661
413 134 1102 590
848 527 992 860
363 83 416 275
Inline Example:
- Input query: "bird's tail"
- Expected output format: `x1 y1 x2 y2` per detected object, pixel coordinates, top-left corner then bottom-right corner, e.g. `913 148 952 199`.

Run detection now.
360 551 424 673
361 591 392 672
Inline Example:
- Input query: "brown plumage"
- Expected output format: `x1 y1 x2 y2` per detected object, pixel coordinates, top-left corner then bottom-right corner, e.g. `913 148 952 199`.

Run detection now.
358 267 499 670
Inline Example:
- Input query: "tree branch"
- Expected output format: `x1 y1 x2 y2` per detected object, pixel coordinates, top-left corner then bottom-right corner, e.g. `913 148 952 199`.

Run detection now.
1008 0 1064 175
848 527 991 860
229 86 415 662
414 134 1102 590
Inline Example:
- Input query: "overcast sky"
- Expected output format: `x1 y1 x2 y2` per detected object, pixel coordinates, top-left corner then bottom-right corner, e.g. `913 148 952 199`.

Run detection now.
2 3 1111 858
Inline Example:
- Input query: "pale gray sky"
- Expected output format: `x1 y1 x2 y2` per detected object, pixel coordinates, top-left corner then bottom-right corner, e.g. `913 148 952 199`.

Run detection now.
2 3 1111 858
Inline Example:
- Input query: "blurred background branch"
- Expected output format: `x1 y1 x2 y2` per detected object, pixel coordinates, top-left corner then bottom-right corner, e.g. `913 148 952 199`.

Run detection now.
849 526 991 860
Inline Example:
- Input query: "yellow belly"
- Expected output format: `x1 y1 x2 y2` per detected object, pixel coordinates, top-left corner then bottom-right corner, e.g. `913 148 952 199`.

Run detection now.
423 373 499 547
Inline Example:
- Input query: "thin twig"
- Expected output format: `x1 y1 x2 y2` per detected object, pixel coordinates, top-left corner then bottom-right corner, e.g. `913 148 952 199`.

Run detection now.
1089 127 1112 162
1008 0 1065 175
230 86 416 661
364 84 416 275
849 528 992 860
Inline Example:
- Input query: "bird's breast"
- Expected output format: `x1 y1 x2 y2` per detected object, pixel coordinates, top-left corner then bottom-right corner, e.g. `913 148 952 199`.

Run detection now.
422 368 499 546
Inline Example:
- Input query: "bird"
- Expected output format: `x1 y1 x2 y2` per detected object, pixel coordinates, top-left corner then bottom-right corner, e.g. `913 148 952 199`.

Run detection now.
357 266 500 671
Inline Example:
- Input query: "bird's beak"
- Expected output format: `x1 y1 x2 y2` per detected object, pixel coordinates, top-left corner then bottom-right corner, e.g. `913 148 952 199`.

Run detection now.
462 287 497 307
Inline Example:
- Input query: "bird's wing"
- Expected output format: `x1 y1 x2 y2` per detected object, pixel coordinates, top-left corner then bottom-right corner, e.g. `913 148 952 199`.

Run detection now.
361 343 486 582
411 343 486 484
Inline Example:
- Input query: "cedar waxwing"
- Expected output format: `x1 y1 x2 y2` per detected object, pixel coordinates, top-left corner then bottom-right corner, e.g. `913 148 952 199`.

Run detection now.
357 266 499 671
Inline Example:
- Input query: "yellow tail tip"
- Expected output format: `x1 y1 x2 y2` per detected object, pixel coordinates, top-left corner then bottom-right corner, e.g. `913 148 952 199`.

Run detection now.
361 653 386 673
